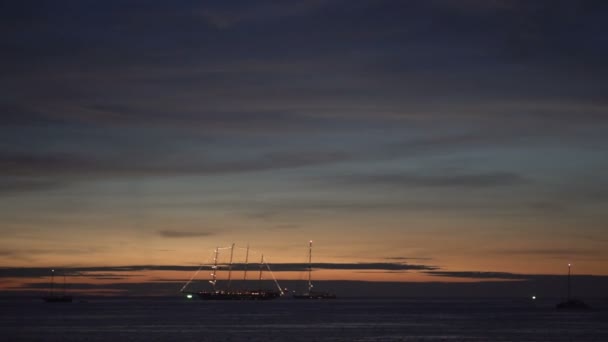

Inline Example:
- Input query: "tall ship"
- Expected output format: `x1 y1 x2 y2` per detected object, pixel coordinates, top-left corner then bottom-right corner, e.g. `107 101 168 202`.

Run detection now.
42 269 72 303
556 263 589 310
182 243 283 300
293 241 336 299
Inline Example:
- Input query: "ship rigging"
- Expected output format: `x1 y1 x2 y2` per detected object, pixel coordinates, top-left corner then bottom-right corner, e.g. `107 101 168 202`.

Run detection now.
181 243 283 300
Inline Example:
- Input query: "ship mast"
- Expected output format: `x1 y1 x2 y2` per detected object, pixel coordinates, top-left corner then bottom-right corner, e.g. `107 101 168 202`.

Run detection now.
258 254 264 289
243 244 250 282
209 247 219 291
567 263 571 301
307 240 313 293
227 243 235 289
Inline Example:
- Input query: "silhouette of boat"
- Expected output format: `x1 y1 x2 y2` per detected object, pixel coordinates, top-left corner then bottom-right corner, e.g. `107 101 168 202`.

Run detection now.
293 241 336 299
42 269 72 303
197 289 281 300
182 244 283 300
556 263 589 310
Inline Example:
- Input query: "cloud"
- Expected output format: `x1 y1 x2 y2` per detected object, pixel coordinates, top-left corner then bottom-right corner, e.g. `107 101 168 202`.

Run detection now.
426 271 531 280
0 247 106 262
196 0 331 29
385 256 433 261
271 262 439 272
238 195 568 218
382 118 608 160
24 103 338 134
425 270 603 281
3 1 606 128
0 150 351 193
0 103 64 126
335 171 529 189
0 266 193 279
0 178 65 194
491 248 602 258
0 153 98 177
158 230 214 238
0 262 439 279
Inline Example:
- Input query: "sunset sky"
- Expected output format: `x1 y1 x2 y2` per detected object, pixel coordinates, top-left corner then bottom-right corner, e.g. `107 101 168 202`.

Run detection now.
2 1 608 296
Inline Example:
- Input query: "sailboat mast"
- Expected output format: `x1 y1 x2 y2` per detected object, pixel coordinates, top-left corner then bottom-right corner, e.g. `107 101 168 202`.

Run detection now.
567 263 571 300
243 244 250 282
227 243 235 288
258 254 264 289
210 247 219 291
308 240 313 293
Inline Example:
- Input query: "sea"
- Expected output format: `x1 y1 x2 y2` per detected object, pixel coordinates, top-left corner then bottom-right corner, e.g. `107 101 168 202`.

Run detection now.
1 297 607 342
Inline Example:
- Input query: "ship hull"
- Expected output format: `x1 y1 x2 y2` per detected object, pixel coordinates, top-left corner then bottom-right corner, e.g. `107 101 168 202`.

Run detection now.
197 290 281 300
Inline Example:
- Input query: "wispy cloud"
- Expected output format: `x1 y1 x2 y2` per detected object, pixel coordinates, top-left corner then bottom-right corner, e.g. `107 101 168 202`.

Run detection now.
385 256 433 261
426 271 531 280
0 178 65 194
491 248 602 258
0 151 351 177
271 263 439 272
334 171 529 189
0 247 105 261
158 230 214 238
0 150 351 194
425 270 603 280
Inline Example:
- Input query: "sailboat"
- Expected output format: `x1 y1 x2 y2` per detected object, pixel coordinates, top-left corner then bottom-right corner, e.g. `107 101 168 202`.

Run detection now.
293 241 336 299
183 244 283 300
556 263 589 310
42 269 72 303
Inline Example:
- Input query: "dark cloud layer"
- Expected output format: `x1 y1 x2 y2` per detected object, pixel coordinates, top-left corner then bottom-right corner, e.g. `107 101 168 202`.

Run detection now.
426 271 531 280
4 264 597 282
0 262 437 279
1 1 606 189
2 0 607 128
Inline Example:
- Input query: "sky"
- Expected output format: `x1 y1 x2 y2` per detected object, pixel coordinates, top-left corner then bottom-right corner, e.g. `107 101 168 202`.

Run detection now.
1 0 608 296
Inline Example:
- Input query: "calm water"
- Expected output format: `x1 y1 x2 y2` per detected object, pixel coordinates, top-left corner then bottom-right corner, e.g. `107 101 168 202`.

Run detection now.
2 297 607 341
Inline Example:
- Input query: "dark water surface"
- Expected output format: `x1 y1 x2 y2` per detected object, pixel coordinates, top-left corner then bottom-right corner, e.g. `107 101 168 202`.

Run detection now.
2 297 607 341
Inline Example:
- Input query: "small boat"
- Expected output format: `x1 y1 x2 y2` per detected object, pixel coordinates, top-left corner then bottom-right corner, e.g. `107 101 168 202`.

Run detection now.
42 269 72 303
556 263 589 310
293 241 336 299
183 244 283 300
